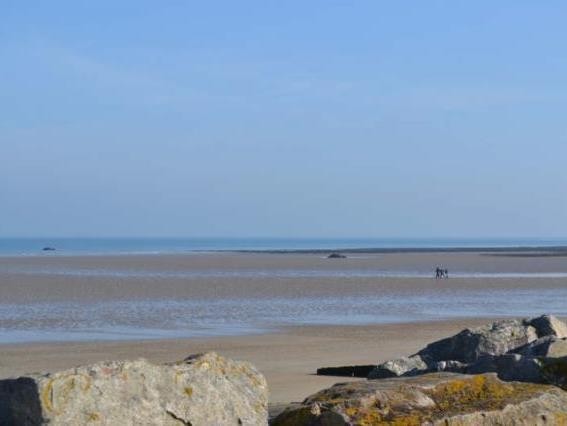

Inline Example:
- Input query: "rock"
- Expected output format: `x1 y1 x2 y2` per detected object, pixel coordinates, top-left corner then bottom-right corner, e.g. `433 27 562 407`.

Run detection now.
434 359 467 373
327 253 346 259
271 373 567 425
316 365 376 378
530 314 567 338
465 354 545 383
539 356 567 390
513 335 567 358
418 318 538 364
367 355 428 379
367 315 567 380
495 354 545 383
367 319 538 379
464 354 499 375
0 352 268 426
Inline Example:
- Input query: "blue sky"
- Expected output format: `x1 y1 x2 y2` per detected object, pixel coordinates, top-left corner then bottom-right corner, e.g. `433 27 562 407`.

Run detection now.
1 1 567 238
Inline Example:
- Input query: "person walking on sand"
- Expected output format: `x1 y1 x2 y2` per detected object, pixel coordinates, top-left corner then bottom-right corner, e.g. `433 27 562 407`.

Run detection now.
444 268 449 279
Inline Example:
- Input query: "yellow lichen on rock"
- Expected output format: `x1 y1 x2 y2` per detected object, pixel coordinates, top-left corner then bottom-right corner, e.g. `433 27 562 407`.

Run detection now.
430 374 515 411
273 373 567 425
184 386 193 397
86 412 100 422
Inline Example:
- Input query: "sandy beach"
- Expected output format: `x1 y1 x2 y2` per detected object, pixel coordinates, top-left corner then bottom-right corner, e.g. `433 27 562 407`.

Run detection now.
1 251 567 408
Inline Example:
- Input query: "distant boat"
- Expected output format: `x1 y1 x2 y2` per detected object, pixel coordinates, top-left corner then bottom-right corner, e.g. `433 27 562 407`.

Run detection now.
42 247 56 251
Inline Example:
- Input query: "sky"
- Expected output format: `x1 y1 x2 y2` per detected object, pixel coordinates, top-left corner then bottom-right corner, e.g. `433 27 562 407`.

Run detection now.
1 1 567 238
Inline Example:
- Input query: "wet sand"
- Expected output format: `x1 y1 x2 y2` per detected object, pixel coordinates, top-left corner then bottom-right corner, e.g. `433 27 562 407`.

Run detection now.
1 251 567 303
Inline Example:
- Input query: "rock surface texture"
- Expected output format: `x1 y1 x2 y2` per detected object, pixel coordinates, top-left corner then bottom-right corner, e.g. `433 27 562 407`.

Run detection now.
0 352 268 426
368 315 567 383
272 373 567 425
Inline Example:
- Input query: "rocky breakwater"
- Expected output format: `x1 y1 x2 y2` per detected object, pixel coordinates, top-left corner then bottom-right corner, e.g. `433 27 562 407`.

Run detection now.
0 352 268 426
276 315 567 425
369 314 567 383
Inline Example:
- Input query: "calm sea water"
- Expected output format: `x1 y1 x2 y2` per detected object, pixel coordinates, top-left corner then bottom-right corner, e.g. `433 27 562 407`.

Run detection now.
1 237 567 256
2 289 567 344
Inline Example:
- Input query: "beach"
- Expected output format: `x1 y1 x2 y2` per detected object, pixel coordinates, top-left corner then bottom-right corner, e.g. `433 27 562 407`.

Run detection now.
1 250 567 407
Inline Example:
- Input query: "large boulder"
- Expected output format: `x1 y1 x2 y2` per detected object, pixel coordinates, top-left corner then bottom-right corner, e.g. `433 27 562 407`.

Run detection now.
513 336 567 358
0 352 268 426
367 315 567 380
529 314 567 338
272 373 567 425
418 318 538 365
466 354 545 383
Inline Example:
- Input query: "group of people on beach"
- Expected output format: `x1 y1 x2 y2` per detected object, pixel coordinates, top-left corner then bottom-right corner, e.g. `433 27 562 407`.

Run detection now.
435 267 449 279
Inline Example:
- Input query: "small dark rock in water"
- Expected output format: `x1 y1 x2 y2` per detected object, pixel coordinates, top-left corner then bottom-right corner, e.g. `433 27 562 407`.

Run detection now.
327 252 346 259
42 247 56 251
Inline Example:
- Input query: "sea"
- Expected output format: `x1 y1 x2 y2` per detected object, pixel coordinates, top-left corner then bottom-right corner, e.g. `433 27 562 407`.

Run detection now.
1 237 567 256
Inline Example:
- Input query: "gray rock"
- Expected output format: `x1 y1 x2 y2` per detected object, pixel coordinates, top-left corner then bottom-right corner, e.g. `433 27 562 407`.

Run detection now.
466 353 543 381
434 359 467 373
529 314 567 338
366 315 567 381
467 354 546 383
0 352 268 426
496 354 544 382
367 355 428 379
513 335 567 358
418 318 538 364
465 354 499 375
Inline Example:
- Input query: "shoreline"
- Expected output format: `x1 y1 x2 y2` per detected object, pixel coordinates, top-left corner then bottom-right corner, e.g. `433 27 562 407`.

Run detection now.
0 315 519 347
0 317 458 348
